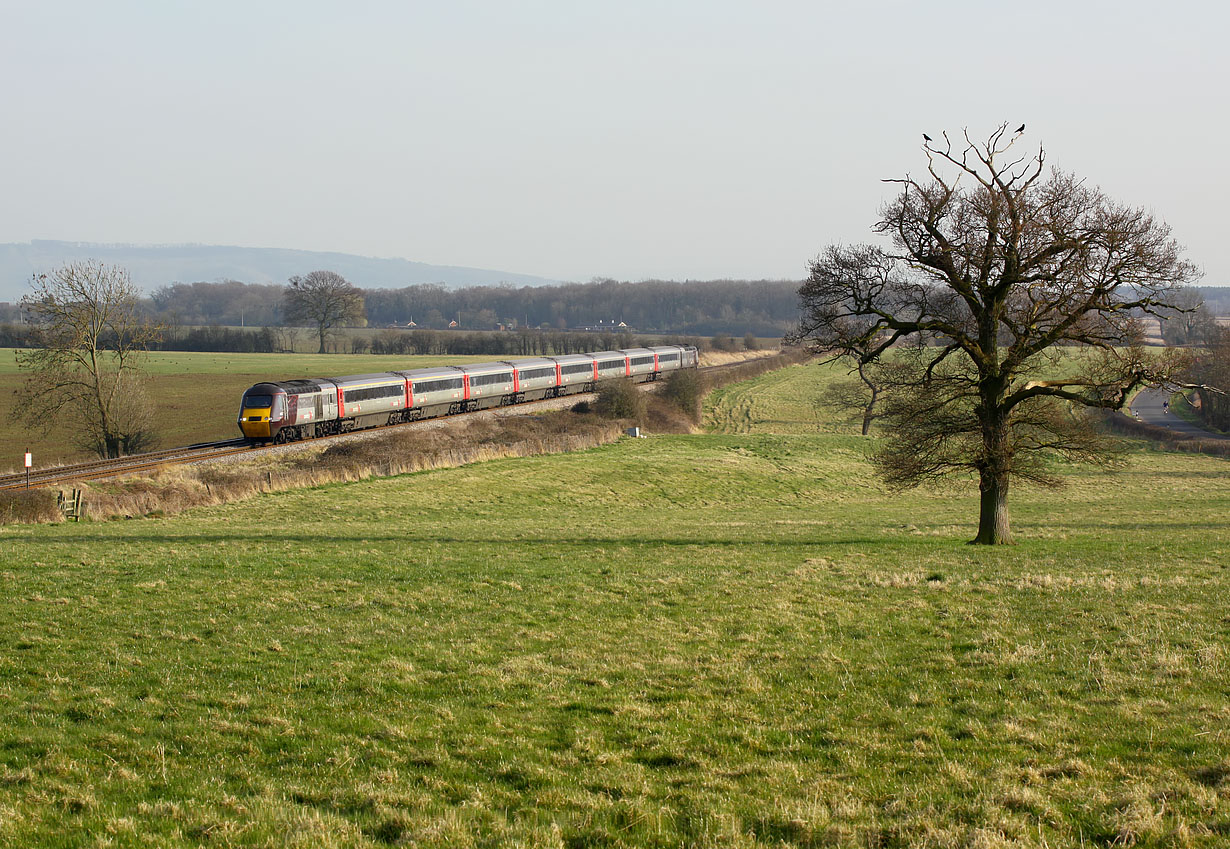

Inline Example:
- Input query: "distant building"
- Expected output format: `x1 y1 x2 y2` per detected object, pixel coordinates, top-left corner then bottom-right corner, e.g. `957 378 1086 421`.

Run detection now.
573 320 632 332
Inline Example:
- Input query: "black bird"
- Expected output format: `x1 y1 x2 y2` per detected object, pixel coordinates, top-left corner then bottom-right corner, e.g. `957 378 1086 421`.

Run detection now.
923 133 932 142
1016 123 1026 133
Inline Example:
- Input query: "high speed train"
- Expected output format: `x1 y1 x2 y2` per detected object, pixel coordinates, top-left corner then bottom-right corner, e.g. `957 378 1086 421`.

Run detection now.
237 345 699 444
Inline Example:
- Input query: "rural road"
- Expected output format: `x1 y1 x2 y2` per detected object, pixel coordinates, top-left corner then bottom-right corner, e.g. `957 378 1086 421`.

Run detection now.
1129 388 1230 440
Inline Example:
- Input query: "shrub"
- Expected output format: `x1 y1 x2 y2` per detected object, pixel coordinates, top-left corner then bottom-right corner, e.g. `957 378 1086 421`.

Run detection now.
594 378 646 423
0 490 62 524
660 369 707 423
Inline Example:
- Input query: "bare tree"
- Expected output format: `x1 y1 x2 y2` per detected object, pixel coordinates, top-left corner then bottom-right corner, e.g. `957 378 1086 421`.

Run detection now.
1189 328 1230 431
1160 289 1218 346
15 261 162 458
283 270 365 354
791 126 1200 544
822 360 885 436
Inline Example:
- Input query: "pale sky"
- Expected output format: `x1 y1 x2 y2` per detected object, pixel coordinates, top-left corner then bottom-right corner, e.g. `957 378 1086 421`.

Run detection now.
2 0 1227 284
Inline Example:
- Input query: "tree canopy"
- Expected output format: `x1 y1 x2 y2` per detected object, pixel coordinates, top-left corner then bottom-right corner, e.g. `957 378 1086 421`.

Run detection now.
283 270 366 353
792 125 1199 544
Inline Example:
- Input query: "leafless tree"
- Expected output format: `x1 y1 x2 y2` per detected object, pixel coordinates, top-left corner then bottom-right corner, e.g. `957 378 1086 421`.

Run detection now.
1189 328 1230 430
791 126 1202 544
15 261 162 458
1160 288 1218 346
283 270 365 354
822 360 885 436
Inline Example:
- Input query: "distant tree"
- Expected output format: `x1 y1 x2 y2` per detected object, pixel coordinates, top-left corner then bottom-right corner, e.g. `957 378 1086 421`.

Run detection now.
15 261 162 458
823 360 888 436
1189 328 1230 430
1160 289 1218 346
743 332 760 351
283 270 365 353
792 126 1199 544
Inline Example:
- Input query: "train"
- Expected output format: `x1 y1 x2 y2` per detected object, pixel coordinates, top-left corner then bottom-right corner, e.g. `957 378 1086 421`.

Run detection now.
237 344 700 444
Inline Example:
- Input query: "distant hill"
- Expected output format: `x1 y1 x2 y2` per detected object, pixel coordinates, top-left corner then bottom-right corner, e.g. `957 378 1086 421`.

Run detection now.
0 240 559 301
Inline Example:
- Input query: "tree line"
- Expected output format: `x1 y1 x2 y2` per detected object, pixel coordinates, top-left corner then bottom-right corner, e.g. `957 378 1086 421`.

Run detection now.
130 276 801 336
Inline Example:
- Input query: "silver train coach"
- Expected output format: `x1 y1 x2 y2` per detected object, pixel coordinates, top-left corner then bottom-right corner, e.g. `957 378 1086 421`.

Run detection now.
237 345 699 444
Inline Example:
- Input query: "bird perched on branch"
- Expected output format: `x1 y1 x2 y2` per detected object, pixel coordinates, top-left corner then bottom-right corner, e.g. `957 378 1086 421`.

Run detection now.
1015 123 1026 134
923 133 932 142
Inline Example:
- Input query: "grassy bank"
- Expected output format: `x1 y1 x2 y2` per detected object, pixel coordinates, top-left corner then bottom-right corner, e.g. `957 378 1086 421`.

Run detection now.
0 364 1227 846
0 350 493 469
0 349 762 470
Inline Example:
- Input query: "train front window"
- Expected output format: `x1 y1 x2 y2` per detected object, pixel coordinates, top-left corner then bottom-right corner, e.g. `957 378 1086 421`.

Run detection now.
244 393 273 408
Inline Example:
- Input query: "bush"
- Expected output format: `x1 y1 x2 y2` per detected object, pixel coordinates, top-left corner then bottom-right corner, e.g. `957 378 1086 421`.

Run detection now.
0 490 61 524
743 333 760 351
594 378 646 423
660 369 706 423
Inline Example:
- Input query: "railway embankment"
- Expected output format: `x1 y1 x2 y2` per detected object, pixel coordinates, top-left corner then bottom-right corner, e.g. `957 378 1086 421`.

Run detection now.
0 348 807 524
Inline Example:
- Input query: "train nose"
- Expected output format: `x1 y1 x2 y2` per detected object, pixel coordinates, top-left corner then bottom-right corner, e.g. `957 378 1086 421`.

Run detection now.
238 408 273 438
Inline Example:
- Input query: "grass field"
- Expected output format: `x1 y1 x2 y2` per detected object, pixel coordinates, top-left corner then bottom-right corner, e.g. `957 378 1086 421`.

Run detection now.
0 350 494 470
1 362 1228 846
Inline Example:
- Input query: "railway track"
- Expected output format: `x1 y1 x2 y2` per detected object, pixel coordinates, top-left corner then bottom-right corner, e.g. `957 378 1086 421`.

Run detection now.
2 357 776 492
0 440 252 492
0 388 608 492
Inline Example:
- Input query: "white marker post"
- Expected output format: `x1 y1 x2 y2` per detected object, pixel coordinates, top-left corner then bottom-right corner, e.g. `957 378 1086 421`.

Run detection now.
25 449 32 490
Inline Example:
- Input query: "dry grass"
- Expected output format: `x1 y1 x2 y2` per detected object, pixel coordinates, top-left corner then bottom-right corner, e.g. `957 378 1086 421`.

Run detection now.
0 489 61 524
13 411 624 524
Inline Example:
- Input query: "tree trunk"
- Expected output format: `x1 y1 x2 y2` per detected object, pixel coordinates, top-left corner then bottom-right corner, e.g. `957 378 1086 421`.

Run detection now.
317 325 327 354
971 469 1011 544
972 393 1012 544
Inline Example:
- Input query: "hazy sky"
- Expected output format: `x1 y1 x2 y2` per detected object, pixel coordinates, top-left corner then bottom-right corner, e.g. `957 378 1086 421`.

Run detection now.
2 1 1227 284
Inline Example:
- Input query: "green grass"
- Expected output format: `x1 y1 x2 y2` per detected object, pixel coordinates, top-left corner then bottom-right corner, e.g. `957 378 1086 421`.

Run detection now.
0 350 493 468
0 363 1228 846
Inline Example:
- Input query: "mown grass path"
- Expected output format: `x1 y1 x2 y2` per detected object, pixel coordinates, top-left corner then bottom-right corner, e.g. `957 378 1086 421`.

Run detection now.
1 363 1228 847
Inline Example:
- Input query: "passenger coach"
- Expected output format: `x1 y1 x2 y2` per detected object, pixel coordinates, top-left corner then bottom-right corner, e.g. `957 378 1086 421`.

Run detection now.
237 345 698 444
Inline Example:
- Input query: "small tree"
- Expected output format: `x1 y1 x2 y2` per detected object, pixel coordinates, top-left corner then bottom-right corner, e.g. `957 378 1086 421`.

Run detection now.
823 360 885 436
283 270 365 354
792 126 1199 544
15 261 161 458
